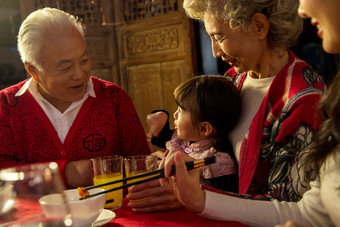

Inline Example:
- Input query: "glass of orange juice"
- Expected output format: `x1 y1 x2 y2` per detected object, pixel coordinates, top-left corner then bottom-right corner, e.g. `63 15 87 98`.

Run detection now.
124 155 157 201
91 155 123 210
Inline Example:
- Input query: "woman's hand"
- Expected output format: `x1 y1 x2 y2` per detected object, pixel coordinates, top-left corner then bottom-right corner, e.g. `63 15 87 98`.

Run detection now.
160 151 205 213
168 152 205 213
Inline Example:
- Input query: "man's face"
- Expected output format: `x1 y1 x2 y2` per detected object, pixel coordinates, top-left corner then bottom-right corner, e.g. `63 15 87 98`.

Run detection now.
33 28 91 109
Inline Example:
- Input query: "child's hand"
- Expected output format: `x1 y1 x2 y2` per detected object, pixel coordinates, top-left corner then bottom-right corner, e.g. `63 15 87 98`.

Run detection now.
146 111 168 138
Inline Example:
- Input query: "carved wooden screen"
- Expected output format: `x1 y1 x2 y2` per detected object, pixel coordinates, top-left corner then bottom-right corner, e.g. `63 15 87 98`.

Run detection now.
114 0 195 132
33 0 104 25
124 0 178 21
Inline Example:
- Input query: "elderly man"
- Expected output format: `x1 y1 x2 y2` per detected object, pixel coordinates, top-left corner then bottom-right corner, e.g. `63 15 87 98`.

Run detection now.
0 7 150 188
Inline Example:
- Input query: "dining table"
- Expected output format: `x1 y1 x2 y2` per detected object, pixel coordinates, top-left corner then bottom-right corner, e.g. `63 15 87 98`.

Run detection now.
106 198 248 227
1 197 249 227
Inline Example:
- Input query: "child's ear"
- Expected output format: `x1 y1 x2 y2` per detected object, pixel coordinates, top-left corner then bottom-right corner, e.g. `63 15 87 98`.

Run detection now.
199 121 214 137
25 62 40 82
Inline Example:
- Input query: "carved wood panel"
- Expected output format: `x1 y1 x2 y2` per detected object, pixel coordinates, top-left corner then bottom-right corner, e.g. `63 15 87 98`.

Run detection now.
125 26 179 56
126 63 163 130
126 60 189 131
124 0 178 21
33 0 104 26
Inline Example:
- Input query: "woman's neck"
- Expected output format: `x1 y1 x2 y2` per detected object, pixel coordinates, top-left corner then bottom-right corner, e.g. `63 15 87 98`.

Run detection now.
249 48 289 79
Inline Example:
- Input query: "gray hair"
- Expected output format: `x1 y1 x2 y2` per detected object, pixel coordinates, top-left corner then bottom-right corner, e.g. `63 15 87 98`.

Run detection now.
183 0 303 49
17 7 85 71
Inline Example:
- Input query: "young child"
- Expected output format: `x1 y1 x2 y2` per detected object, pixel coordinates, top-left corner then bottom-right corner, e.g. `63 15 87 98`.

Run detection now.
165 75 241 192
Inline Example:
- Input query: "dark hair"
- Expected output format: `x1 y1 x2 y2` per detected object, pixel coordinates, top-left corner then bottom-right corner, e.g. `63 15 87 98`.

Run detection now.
174 75 242 153
308 72 340 175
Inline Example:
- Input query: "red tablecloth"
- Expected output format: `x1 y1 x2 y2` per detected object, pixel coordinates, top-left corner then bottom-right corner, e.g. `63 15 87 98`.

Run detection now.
1 198 248 227
107 198 248 227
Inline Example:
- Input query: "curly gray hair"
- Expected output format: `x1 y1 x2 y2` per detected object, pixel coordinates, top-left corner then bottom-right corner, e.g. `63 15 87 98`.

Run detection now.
183 0 303 49
17 7 85 71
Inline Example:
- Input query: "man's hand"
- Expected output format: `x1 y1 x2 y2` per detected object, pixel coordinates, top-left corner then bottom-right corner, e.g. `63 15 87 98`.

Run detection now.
126 179 183 212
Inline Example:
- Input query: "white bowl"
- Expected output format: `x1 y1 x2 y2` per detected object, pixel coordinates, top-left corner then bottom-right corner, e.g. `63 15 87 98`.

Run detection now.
39 188 106 227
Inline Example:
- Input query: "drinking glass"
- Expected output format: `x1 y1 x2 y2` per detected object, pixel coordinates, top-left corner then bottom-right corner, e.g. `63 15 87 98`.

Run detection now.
124 155 158 201
91 156 123 210
0 162 71 226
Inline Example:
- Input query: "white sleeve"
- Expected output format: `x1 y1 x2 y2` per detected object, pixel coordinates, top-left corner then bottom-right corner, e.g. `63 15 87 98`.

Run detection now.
200 183 335 227
200 152 340 227
319 152 340 226
200 190 306 227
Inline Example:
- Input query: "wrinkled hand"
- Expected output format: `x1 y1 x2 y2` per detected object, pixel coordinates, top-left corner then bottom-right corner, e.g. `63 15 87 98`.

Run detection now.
274 221 309 227
65 159 93 188
146 111 168 138
158 149 179 186
126 179 183 212
163 152 205 213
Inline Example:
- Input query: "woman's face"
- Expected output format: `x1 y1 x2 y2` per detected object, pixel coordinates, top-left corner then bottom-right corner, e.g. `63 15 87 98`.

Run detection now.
298 0 340 53
203 13 262 74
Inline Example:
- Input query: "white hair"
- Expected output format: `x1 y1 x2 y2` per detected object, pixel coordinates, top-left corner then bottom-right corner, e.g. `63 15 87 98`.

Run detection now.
17 7 85 71
183 0 303 49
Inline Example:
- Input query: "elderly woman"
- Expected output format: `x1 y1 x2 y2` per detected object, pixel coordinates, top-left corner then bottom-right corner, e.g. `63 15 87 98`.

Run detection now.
137 0 326 213
186 0 326 201
162 0 340 225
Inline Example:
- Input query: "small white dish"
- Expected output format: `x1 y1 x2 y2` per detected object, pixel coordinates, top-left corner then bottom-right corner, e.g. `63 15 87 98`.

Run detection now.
39 188 106 227
92 209 116 227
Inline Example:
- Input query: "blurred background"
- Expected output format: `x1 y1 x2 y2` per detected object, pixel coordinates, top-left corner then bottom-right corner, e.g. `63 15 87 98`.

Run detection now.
0 0 26 90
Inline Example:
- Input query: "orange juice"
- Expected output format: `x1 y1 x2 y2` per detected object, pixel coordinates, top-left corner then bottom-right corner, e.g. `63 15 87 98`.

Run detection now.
93 172 123 209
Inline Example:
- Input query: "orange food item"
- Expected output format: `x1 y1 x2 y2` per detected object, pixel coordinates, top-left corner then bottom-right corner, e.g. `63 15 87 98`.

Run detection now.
78 187 89 199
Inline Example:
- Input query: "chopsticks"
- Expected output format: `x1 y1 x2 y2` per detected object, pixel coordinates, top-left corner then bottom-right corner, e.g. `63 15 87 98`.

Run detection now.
81 156 216 200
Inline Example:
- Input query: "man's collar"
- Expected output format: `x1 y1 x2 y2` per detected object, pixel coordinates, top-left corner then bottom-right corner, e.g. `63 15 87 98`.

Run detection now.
15 77 96 99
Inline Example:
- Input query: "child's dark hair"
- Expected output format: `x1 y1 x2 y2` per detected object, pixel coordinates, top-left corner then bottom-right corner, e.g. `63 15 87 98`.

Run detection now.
308 72 340 176
174 75 242 153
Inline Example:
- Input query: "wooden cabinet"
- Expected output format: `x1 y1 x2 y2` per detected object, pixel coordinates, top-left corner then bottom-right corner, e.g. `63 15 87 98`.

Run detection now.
114 0 195 130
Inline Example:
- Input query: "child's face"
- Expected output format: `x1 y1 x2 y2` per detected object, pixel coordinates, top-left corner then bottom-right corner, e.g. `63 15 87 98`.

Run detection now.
173 107 202 142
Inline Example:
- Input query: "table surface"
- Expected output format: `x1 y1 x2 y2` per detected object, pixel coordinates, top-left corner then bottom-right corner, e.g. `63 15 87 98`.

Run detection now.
105 198 248 227
0 198 248 227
